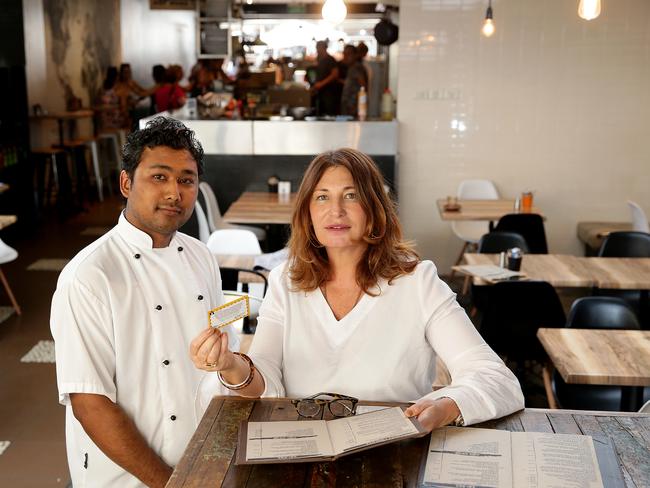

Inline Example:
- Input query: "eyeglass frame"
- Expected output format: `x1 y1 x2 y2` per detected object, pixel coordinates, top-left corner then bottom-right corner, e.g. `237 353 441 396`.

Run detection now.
291 392 359 418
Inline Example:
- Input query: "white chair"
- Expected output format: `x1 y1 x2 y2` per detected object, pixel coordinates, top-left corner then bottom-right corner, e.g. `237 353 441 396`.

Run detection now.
206 229 263 256
627 200 650 233
450 179 499 273
194 201 211 244
0 238 21 316
199 182 266 241
640 399 650 413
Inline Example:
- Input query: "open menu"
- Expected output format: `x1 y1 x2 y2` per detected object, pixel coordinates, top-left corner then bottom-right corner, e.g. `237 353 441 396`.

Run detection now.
422 427 604 488
452 265 526 283
235 406 428 464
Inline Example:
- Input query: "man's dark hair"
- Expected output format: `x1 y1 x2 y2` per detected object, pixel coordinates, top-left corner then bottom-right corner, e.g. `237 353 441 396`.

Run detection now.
152 64 166 84
122 117 204 179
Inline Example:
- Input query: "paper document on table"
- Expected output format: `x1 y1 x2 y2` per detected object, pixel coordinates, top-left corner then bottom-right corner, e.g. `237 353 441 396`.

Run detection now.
208 295 249 328
511 431 604 488
237 406 428 464
423 427 513 488
327 406 420 453
246 420 334 461
453 265 525 282
422 427 604 488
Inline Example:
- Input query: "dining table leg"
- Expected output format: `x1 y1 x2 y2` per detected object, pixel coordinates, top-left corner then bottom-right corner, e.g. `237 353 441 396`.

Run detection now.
620 386 644 412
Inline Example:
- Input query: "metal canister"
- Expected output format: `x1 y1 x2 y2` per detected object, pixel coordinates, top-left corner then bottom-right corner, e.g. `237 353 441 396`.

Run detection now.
507 247 523 271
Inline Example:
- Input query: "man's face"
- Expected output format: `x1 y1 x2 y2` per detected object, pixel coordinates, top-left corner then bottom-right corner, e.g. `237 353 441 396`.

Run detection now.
120 146 199 248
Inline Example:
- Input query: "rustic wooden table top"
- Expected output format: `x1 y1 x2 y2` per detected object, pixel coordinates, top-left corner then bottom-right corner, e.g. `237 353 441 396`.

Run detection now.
462 254 650 289
223 192 296 225
167 397 650 488
537 328 650 387
436 199 542 221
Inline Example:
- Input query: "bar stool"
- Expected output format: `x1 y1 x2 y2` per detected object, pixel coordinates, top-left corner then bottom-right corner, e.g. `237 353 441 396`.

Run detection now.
31 147 66 209
97 129 125 195
62 137 104 202
0 238 21 316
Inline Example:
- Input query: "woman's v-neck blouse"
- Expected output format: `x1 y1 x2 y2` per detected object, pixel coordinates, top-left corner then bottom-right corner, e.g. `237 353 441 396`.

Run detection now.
248 260 524 425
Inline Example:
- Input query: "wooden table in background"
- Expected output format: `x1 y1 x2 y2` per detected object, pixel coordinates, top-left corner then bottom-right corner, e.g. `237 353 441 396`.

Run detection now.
461 254 650 289
436 199 542 221
0 215 17 230
30 109 95 146
224 192 296 225
538 328 650 411
167 396 649 488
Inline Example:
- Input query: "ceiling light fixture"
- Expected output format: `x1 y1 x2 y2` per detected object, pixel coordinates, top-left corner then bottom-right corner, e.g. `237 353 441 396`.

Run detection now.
578 0 601 21
322 0 347 25
481 0 495 37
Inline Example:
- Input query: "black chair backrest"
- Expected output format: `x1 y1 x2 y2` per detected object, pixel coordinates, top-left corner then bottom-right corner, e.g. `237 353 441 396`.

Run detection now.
480 280 565 361
478 231 530 254
220 267 268 296
566 296 640 330
494 213 548 254
598 231 650 257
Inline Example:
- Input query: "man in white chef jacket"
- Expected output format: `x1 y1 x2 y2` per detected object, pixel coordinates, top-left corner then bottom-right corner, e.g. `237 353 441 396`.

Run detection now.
50 117 238 487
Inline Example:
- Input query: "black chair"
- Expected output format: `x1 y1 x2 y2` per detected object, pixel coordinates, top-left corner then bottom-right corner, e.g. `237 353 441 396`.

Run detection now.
479 280 565 365
596 231 650 329
548 297 640 411
220 267 268 334
469 231 530 312
494 213 548 254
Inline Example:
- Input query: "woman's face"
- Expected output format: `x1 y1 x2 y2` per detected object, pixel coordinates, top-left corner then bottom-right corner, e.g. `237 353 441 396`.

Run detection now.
309 166 368 252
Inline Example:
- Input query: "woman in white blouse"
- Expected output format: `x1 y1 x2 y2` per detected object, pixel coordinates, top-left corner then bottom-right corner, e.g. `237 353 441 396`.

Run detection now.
191 148 524 430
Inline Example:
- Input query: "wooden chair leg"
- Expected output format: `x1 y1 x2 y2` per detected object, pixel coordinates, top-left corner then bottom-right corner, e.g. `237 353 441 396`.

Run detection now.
0 268 21 316
449 242 469 279
542 362 558 409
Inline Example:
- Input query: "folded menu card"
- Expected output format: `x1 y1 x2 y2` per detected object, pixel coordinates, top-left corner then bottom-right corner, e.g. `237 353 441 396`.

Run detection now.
422 427 604 488
452 264 526 283
236 406 428 464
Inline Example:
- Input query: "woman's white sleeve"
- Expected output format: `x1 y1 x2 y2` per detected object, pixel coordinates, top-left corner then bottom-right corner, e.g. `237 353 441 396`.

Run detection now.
247 267 286 397
418 262 525 424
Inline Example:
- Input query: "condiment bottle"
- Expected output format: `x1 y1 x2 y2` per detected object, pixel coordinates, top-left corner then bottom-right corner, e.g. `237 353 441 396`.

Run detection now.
357 86 367 121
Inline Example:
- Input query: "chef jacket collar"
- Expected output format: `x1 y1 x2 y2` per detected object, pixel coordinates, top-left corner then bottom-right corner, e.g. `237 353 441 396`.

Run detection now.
117 211 178 249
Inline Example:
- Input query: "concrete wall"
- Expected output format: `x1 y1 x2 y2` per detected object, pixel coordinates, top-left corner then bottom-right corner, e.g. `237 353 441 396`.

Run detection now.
397 0 650 272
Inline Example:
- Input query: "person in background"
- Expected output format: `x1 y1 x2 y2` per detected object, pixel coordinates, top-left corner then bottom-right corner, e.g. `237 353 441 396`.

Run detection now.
97 66 126 131
190 148 524 432
150 64 167 114
114 63 150 128
311 40 340 116
340 45 368 117
356 42 372 98
50 117 239 487
154 65 187 112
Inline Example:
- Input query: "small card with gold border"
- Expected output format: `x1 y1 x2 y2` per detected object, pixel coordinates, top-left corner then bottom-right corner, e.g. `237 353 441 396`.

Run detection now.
208 296 250 329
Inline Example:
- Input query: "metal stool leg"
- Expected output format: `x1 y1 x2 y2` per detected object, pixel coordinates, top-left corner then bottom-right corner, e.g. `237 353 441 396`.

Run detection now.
87 140 103 202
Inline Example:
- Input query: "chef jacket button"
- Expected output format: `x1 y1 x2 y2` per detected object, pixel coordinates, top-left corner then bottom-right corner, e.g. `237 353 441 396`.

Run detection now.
162 359 170 366
170 415 177 421
155 305 162 311
134 253 141 259
198 295 204 301
177 246 183 252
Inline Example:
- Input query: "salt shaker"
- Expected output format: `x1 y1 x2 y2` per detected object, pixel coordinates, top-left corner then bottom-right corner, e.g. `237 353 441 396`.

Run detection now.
507 247 523 271
499 251 507 268
513 197 521 212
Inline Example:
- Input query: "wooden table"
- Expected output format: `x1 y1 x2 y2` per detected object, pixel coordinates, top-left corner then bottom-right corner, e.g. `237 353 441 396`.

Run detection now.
577 222 634 255
0 215 17 230
224 192 296 225
167 396 649 488
538 328 650 411
436 199 542 221
30 109 95 146
460 254 650 289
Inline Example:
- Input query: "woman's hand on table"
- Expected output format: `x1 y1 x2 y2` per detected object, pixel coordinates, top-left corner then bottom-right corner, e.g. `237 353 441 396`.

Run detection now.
189 327 236 372
404 397 461 432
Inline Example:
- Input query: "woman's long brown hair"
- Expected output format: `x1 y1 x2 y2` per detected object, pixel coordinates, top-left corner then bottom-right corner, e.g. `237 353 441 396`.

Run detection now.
287 148 419 295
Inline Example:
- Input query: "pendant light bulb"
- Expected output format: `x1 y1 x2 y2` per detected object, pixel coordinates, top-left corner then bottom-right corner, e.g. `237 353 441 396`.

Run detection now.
481 2 495 37
322 0 347 25
578 0 601 21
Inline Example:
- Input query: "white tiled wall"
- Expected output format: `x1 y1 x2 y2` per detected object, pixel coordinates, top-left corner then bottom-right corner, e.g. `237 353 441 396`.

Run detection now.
397 0 650 272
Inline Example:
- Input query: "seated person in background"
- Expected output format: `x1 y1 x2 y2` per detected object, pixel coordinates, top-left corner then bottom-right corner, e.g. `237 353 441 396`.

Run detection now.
51 117 239 487
97 66 127 131
155 65 187 112
191 148 524 431
311 39 340 116
150 64 167 114
114 63 150 127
